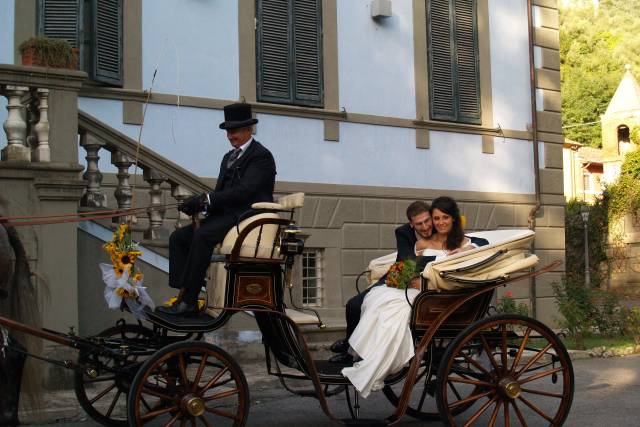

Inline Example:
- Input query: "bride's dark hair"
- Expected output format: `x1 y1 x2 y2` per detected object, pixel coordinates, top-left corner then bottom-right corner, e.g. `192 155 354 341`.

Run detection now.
430 196 465 250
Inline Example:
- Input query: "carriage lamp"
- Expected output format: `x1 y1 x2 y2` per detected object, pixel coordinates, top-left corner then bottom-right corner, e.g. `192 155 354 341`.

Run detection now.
580 205 591 287
281 225 305 257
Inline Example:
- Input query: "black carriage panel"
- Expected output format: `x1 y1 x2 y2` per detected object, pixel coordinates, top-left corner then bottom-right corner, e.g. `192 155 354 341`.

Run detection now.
226 263 285 311
410 290 493 339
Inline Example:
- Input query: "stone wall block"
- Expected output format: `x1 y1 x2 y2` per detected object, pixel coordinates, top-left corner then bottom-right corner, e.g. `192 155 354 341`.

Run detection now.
537 111 562 133
380 224 399 249
329 198 363 228
534 27 559 50
474 203 496 230
534 227 565 250
534 249 565 271
498 283 530 300
395 200 412 223
490 204 516 229
341 250 365 275
341 277 358 305
544 142 563 169
536 69 560 91
542 89 562 112
537 6 559 29
363 249 393 265
342 223 379 249
314 197 339 228
535 272 564 298
536 297 559 328
363 198 396 223
298 196 319 228
459 202 479 229
546 205 565 227
540 47 560 70
540 168 564 195
514 204 534 227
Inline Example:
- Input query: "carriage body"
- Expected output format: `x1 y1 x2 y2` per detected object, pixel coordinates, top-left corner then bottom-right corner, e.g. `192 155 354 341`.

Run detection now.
0 193 574 426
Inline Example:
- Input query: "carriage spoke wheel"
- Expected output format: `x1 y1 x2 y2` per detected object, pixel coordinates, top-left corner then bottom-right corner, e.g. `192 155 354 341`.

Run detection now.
74 324 155 427
127 341 249 427
436 315 574 427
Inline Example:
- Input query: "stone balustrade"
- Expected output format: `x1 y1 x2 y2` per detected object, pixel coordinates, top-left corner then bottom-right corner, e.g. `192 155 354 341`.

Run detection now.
77 110 211 244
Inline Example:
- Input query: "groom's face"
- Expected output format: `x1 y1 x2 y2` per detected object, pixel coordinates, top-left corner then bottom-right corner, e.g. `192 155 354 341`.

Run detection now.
410 211 432 240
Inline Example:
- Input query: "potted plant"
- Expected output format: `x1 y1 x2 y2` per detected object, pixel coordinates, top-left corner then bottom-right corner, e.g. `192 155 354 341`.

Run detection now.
19 37 78 69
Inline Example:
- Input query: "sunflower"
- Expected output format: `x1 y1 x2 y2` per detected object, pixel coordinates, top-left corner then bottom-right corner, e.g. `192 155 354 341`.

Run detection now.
133 272 143 282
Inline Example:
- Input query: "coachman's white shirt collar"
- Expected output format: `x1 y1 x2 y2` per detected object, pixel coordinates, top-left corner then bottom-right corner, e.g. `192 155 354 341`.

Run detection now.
234 138 253 159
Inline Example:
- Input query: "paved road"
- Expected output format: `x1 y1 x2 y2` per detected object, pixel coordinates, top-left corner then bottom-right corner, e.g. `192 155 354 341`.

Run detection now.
24 354 640 426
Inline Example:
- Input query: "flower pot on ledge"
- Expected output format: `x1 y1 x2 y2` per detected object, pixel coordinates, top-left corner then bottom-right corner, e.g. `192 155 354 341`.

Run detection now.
19 37 78 70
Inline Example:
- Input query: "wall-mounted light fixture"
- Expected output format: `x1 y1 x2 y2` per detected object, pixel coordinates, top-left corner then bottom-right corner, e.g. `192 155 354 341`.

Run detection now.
371 0 392 19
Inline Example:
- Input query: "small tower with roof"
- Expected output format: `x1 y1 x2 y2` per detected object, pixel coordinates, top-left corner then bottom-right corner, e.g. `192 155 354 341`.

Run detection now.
600 64 640 183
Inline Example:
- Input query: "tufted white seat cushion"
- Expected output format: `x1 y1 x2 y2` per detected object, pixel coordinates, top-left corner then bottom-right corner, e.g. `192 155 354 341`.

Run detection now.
219 213 282 257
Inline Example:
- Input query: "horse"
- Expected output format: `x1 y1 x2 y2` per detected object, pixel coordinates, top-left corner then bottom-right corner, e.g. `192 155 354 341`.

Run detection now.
0 196 43 425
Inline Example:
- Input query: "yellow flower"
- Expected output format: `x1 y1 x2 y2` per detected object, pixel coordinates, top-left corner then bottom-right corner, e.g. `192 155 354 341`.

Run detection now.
460 215 467 229
118 224 129 241
115 287 136 299
133 272 143 282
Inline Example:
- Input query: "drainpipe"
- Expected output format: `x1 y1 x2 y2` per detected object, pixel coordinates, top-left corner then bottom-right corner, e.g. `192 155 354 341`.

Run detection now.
526 0 541 319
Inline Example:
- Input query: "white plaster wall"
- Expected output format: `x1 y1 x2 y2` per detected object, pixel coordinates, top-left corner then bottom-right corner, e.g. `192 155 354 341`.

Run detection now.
142 0 239 100
0 0 14 145
488 0 532 131
337 0 416 119
256 116 534 194
0 0 14 65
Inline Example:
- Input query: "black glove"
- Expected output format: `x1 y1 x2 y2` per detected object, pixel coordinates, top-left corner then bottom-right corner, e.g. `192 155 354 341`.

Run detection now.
178 194 206 216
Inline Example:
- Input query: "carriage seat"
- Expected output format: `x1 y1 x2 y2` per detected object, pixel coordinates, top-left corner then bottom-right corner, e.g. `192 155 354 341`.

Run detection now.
206 193 305 317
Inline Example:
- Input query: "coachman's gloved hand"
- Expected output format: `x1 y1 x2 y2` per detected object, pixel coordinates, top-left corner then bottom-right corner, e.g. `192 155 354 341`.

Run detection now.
178 194 206 216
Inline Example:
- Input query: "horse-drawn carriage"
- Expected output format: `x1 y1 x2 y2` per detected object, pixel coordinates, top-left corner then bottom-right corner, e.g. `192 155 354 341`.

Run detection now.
0 193 573 426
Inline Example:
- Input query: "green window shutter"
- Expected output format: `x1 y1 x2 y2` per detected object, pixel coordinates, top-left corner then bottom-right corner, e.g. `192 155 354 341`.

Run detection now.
453 0 481 123
427 0 481 124
257 0 323 107
257 0 292 102
91 0 122 86
292 0 323 107
38 0 80 48
427 0 456 121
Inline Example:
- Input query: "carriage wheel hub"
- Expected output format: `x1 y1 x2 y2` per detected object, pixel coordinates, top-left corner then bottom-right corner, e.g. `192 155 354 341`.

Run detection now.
498 378 521 399
183 396 205 417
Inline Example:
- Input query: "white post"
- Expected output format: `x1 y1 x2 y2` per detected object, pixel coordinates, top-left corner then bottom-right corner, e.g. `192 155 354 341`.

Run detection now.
33 88 51 162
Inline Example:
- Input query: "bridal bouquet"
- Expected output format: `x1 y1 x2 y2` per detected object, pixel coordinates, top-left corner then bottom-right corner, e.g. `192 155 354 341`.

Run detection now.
100 223 154 318
385 259 420 290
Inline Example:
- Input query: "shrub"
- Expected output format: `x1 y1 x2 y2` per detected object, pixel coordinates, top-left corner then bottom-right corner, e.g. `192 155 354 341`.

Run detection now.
496 291 529 317
18 37 76 68
620 306 640 344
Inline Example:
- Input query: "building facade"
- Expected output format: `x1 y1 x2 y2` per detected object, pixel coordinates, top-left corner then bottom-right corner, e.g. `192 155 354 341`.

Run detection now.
0 0 565 336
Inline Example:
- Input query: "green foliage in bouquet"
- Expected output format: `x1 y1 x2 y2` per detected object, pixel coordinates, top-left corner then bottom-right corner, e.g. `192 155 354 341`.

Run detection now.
385 259 420 290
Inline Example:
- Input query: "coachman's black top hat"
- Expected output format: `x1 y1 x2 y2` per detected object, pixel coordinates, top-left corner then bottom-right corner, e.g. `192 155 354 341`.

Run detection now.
219 103 259 130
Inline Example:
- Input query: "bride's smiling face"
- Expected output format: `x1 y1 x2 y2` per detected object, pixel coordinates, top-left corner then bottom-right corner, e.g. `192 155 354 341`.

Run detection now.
431 208 453 236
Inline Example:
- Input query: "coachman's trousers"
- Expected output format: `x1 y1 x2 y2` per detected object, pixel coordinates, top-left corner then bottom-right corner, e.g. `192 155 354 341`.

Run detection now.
169 212 237 305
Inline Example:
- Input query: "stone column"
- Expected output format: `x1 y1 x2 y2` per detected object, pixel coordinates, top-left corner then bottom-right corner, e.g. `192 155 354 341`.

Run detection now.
111 151 135 224
33 88 50 162
143 168 167 240
79 132 107 209
1 85 31 161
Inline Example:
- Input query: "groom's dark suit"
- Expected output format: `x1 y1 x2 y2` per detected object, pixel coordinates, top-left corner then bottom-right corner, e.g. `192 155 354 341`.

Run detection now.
169 140 276 304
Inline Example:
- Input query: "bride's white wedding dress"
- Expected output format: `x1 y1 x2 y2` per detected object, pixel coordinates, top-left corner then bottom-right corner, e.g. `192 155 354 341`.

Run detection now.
341 248 449 398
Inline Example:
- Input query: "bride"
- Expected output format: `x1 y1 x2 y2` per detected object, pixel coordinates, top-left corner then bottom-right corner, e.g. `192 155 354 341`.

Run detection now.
341 196 484 397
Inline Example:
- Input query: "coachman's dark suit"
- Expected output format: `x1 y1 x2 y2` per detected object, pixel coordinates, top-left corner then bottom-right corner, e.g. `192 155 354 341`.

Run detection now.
169 140 276 304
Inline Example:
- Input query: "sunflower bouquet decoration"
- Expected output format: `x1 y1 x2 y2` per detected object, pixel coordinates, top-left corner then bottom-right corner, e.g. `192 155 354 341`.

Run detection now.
385 259 420 290
100 223 154 317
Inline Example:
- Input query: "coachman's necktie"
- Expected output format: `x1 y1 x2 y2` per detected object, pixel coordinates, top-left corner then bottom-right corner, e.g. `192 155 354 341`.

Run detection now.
227 148 242 167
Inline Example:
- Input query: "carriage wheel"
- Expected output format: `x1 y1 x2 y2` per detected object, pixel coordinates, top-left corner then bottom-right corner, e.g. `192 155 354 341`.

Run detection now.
382 339 479 420
127 341 249 427
436 314 574 426
74 323 155 427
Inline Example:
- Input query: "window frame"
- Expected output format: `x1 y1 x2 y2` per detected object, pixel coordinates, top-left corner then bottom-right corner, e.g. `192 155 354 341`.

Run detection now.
301 248 324 307
255 0 325 108
426 0 481 124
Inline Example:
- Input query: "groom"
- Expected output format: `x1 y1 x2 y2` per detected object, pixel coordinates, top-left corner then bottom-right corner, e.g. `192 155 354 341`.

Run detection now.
329 201 433 364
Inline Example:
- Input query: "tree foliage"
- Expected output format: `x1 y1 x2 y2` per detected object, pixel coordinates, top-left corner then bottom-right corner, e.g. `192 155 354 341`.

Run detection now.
560 0 640 147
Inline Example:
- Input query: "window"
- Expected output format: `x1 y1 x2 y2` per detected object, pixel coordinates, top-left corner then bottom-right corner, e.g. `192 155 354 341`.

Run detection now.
302 249 323 307
38 0 123 86
427 0 481 124
256 0 324 107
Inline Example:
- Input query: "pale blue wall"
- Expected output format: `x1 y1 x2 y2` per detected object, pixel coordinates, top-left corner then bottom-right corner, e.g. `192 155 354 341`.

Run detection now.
142 0 239 100
337 0 416 119
0 0 14 144
488 0 532 131
0 0 14 64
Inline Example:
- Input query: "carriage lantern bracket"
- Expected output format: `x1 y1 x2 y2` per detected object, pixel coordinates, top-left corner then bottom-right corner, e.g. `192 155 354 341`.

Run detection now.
281 225 305 288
